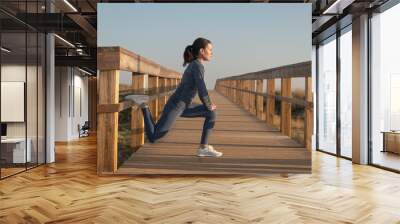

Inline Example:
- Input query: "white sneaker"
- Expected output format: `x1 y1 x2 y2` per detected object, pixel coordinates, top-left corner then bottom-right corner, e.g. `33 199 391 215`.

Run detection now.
197 145 223 157
124 95 149 108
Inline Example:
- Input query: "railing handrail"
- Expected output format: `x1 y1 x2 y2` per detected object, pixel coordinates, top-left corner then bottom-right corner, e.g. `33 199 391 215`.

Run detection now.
119 85 178 97
98 46 181 79
217 84 313 109
217 61 311 81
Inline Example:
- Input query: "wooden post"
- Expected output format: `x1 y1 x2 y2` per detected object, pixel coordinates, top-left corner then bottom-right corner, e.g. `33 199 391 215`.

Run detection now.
266 79 275 124
227 80 230 99
225 80 227 98
233 80 237 103
245 80 250 111
305 76 313 150
164 78 168 104
88 76 97 132
167 78 172 102
148 76 159 121
237 80 240 104
248 80 252 111
97 70 119 174
256 80 264 120
131 73 146 148
231 80 234 101
281 78 292 136
247 80 252 113
251 80 256 115
239 80 245 107
229 81 231 98
236 80 242 106
158 77 166 117
229 80 231 99
228 80 231 100
238 80 242 106
242 80 246 109
243 80 246 108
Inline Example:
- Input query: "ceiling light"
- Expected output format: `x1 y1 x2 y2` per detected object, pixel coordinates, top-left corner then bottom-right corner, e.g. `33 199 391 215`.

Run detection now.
54 34 75 48
63 0 78 12
322 0 349 15
76 48 85 55
1 47 11 53
78 67 93 76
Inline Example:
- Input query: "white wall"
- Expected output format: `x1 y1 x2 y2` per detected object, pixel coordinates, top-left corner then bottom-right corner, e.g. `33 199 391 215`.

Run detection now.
1 63 46 164
1 65 26 140
46 2 56 164
1 64 26 81
352 14 369 164
55 66 69 141
71 72 89 138
312 45 317 150
55 67 89 141
1 65 34 138
1 82 25 122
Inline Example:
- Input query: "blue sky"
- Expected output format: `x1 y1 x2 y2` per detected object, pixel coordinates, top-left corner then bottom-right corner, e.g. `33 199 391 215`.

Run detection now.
98 3 311 88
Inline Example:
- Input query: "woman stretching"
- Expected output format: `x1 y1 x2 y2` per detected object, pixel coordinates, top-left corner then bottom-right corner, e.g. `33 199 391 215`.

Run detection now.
132 37 222 157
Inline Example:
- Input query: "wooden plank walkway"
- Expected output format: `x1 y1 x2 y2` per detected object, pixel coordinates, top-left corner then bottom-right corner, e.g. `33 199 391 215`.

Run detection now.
117 91 311 175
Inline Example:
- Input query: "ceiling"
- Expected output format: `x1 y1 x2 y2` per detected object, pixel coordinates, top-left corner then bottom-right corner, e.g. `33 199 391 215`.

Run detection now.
0 0 392 74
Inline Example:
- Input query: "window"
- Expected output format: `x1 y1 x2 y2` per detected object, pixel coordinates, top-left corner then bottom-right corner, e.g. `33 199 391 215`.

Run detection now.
339 26 352 158
370 3 400 171
317 35 337 154
0 2 46 179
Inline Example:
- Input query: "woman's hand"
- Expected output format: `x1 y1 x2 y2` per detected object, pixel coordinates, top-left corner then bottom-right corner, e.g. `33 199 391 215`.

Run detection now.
210 104 217 111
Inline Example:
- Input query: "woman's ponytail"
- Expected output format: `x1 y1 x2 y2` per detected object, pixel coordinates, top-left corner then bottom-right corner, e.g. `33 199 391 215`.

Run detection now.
183 38 212 67
183 45 194 66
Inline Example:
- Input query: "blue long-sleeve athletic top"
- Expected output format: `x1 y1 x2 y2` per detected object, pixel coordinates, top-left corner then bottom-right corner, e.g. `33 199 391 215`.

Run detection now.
169 59 213 110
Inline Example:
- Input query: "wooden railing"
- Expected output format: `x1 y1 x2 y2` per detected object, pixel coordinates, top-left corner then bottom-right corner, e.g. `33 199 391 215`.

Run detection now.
97 47 181 175
215 61 313 150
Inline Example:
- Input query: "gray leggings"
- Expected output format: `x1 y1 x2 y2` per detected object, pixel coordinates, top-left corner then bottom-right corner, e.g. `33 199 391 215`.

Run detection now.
141 100 216 144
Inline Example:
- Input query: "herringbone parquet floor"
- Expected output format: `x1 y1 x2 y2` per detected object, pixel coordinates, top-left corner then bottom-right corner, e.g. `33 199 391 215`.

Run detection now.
1 135 400 223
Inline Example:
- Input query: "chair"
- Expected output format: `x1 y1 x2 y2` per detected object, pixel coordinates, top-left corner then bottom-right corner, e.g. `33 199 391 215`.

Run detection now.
78 121 90 138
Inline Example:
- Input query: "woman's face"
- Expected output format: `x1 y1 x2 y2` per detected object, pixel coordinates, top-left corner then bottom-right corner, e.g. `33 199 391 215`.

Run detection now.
199 43 213 61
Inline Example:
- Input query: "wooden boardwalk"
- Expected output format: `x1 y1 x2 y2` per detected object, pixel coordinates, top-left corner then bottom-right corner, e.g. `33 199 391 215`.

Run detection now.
118 91 311 175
